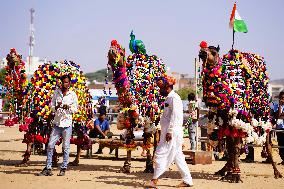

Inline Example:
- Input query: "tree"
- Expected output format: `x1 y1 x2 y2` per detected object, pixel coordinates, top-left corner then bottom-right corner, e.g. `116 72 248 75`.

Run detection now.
176 87 195 100
85 68 113 82
0 68 6 85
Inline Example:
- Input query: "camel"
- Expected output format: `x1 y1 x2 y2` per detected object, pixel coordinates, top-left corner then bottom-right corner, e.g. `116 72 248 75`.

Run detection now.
198 41 283 182
4 48 29 125
17 61 91 167
107 39 166 173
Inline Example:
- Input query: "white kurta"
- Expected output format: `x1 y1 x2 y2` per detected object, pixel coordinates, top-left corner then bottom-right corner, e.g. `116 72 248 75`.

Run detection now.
153 90 193 185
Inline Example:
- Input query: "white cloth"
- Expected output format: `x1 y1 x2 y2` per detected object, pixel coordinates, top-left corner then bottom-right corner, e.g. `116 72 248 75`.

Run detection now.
160 90 184 134
153 90 193 185
121 129 144 140
51 89 78 128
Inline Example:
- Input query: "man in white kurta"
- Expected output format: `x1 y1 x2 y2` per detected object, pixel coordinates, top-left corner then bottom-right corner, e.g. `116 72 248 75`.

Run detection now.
145 76 193 188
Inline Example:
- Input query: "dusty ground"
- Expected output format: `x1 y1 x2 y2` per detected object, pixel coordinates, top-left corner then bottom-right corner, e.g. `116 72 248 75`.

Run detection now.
0 125 284 189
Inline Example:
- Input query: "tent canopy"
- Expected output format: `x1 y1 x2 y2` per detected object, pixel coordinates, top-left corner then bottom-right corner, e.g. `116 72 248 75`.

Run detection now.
0 84 7 95
89 89 118 100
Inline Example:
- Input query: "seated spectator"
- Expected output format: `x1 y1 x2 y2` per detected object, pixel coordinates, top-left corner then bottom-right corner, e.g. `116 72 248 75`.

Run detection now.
89 106 112 154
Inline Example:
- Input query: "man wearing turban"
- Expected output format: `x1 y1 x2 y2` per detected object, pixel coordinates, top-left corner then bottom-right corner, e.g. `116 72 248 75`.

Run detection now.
144 75 193 188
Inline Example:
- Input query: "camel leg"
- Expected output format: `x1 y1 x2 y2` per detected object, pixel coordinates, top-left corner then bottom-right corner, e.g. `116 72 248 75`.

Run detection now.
74 145 82 163
153 130 161 155
16 142 32 167
215 138 231 176
120 128 134 173
220 137 242 183
144 149 154 173
121 150 131 173
143 133 154 173
265 133 283 178
70 145 82 166
231 137 242 183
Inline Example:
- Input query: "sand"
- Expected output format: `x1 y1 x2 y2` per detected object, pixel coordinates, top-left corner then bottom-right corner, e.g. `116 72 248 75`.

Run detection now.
0 125 284 189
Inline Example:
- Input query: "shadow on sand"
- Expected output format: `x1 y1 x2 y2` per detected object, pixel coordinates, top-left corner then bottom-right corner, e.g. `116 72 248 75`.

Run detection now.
0 155 220 188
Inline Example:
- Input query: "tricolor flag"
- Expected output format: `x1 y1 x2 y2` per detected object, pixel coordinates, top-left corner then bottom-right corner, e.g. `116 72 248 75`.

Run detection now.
229 3 248 33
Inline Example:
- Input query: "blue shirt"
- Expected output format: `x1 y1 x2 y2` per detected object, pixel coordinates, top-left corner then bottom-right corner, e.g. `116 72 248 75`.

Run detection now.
94 118 109 132
272 103 284 129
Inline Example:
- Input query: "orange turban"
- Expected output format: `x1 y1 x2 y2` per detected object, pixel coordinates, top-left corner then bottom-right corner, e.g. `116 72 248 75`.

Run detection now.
157 75 176 88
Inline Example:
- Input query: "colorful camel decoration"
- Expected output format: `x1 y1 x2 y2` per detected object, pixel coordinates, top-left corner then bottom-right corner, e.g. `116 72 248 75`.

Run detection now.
198 41 283 182
107 37 167 173
17 61 92 166
3 48 29 126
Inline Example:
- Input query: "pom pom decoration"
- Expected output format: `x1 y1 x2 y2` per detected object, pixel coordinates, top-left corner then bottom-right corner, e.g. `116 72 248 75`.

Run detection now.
108 39 168 134
3 49 29 124
200 41 208 48
29 60 91 123
21 60 92 145
200 43 271 145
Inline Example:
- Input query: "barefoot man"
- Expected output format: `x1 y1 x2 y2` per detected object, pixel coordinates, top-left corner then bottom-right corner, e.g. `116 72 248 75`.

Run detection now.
144 75 193 188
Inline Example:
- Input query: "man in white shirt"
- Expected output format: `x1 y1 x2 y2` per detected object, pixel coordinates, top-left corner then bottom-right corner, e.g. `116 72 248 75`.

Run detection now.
37 74 78 176
144 75 193 188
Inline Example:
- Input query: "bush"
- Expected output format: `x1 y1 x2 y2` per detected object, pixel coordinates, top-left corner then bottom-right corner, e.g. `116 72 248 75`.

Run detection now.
176 87 195 100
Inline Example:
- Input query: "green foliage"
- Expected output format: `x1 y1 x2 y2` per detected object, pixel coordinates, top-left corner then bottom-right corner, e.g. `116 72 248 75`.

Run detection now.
85 68 113 82
176 87 195 100
0 68 6 85
2 100 10 111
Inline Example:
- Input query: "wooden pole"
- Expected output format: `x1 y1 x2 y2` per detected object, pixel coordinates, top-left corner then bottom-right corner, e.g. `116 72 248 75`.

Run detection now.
194 58 198 151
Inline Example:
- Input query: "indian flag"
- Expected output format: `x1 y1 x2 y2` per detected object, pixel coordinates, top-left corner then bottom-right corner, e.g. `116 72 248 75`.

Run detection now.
229 3 248 33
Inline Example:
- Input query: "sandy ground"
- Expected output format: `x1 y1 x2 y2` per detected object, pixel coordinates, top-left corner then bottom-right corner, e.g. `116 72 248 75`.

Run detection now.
0 125 284 189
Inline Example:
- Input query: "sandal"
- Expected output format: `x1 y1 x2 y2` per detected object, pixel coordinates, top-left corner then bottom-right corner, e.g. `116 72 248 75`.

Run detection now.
15 162 28 167
143 180 157 188
176 181 193 188
69 160 79 166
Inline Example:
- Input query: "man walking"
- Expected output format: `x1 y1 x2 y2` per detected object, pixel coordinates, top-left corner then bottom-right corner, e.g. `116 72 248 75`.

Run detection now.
144 75 193 188
37 74 78 176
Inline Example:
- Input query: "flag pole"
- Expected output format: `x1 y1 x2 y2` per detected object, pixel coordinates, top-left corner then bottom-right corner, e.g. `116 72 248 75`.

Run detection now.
232 29 235 50
230 2 236 50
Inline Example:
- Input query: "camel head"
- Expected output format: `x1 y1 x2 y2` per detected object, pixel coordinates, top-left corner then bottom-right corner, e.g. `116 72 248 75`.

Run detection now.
6 48 21 69
108 40 126 68
198 41 228 108
198 41 220 67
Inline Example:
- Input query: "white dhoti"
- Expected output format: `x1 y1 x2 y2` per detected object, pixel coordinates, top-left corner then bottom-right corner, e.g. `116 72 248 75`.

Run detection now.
153 128 193 185
153 90 193 185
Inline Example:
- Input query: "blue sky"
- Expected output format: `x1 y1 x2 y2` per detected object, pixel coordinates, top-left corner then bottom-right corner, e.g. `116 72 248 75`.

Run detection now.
0 0 283 79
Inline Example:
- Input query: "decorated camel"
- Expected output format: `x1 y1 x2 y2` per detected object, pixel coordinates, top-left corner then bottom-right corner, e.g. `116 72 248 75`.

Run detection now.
3 48 29 126
106 32 167 173
17 60 92 166
198 41 283 182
